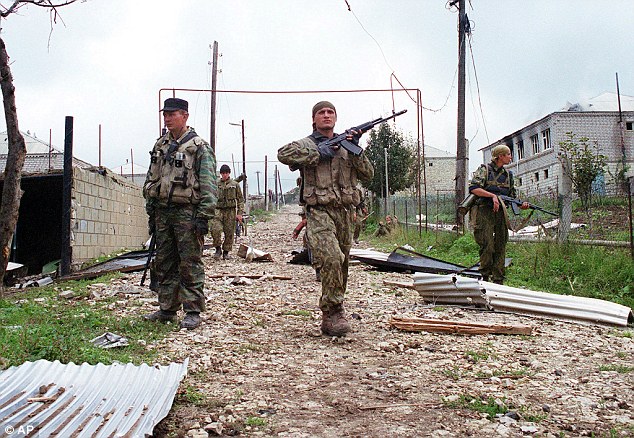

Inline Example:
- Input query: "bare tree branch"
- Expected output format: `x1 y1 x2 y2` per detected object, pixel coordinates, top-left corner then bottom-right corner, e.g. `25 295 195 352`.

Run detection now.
0 0 80 18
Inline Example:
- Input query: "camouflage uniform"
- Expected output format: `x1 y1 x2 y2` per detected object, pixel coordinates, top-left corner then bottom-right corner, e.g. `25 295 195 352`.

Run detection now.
469 161 516 283
278 130 374 313
212 177 244 253
144 127 217 314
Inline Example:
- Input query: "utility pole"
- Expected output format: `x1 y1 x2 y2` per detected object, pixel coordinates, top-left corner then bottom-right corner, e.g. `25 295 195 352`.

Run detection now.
454 0 467 228
384 146 389 216
209 41 219 153
274 165 279 209
264 156 268 211
230 120 247 202
255 171 261 195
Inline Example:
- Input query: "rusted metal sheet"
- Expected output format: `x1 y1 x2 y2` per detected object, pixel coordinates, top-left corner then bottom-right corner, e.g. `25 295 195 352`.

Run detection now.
0 358 188 436
413 272 634 327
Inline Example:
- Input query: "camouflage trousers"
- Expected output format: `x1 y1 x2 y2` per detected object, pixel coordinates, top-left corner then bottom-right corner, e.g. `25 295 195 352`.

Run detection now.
472 204 508 282
306 205 353 311
211 207 236 251
154 206 206 313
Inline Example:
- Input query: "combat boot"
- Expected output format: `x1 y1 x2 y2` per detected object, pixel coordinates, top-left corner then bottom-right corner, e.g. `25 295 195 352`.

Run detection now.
143 310 177 324
321 305 351 337
222 251 231 260
213 247 222 259
180 312 201 330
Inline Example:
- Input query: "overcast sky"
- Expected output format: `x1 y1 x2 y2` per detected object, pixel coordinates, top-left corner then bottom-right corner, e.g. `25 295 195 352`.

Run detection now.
1 0 632 193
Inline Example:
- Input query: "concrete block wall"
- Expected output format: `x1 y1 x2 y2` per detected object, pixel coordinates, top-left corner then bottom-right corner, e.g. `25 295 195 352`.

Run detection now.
424 157 455 194
71 167 148 267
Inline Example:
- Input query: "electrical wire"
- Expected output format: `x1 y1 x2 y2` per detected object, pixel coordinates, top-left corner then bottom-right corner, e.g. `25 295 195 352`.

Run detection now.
344 0 458 115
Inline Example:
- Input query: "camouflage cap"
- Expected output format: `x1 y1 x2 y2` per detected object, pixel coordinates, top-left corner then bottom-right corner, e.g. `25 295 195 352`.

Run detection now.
312 101 336 118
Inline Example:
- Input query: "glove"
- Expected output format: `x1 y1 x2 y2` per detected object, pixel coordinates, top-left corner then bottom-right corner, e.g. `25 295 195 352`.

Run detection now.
317 142 336 160
148 216 156 236
194 217 209 236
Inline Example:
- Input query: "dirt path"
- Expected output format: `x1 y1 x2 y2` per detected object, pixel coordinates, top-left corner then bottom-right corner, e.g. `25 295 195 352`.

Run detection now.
120 206 633 437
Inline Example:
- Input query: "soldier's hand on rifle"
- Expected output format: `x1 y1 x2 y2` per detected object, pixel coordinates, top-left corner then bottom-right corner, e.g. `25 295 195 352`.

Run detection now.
317 142 336 160
194 217 209 237
345 129 362 145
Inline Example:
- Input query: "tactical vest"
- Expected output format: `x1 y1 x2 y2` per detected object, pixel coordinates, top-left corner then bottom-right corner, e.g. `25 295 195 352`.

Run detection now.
475 163 513 205
217 180 240 209
143 129 205 206
297 137 361 207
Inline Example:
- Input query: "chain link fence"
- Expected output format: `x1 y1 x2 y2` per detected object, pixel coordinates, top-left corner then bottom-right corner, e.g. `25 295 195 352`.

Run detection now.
369 182 633 252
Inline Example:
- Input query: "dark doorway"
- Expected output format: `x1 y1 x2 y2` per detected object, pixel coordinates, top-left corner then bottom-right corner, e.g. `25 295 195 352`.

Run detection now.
1 174 63 274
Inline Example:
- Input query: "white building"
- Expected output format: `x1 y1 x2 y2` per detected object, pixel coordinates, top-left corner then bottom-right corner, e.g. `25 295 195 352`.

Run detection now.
479 92 634 196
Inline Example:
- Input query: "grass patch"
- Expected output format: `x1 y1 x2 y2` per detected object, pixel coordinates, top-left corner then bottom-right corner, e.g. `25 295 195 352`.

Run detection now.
441 366 462 380
465 343 494 363
443 394 508 419
0 275 173 368
599 364 634 373
245 417 266 427
282 309 312 317
176 383 211 407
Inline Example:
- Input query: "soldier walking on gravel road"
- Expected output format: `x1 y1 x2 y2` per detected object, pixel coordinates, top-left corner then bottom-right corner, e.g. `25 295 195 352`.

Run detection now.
278 101 374 336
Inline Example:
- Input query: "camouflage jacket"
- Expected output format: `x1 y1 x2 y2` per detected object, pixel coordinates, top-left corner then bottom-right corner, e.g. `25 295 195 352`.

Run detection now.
278 130 374 208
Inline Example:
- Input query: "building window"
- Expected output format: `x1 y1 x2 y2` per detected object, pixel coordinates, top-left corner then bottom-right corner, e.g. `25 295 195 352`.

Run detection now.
627 121 633 130
541 128 551 149
531 134 540 154
428 162 433 166
544 169 549 179
534 172 539 182
516 140 524 159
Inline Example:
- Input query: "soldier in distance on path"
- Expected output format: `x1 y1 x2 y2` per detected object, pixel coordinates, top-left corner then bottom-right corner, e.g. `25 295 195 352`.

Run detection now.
212 164 244 260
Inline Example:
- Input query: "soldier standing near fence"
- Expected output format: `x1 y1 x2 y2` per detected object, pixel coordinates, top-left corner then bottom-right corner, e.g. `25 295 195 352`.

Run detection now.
143 97 217 330
469 144 528 284
212 164 244 260
278 101 374 336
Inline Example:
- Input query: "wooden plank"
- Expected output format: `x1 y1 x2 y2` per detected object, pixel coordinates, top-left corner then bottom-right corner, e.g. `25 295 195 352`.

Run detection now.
390 317 533 335
383 280 416 289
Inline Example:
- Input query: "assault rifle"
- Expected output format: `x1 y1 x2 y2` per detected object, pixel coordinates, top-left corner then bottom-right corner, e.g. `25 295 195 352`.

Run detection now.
498 195 558 216
140 233 156 286
458 193 558 217
318 109 407 156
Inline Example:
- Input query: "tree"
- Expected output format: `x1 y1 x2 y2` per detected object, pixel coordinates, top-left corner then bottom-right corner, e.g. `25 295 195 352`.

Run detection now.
558 131 607 214
362 123 416 198
0 0 81 293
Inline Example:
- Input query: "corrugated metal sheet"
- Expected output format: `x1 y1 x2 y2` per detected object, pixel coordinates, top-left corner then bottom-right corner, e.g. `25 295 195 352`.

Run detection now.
483 281 633 327
413 273 634 327
413 272 487 306
0 358 188 437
